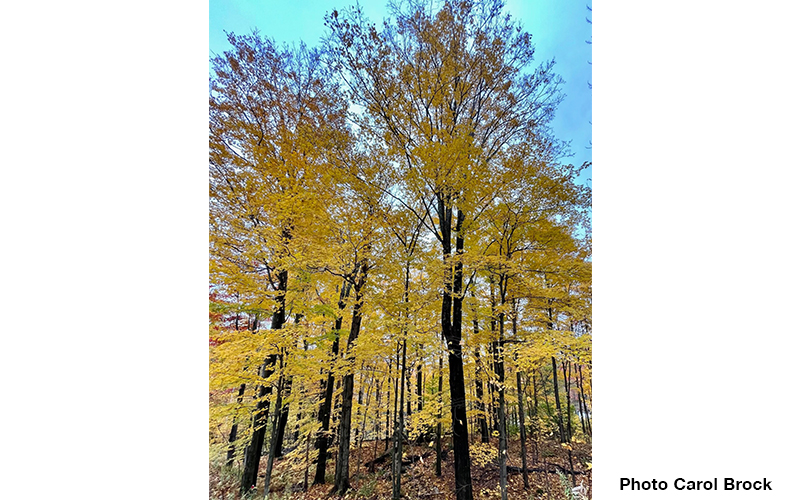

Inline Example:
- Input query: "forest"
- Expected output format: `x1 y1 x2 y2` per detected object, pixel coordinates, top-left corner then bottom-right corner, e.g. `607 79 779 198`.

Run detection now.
209 1 592 499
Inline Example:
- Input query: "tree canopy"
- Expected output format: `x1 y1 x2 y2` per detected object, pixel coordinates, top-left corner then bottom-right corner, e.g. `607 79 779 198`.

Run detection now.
210 2 591 499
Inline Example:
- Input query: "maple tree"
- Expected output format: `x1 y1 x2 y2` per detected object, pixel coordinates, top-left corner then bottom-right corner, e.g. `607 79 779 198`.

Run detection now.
210 31 351 495
209 2 591 499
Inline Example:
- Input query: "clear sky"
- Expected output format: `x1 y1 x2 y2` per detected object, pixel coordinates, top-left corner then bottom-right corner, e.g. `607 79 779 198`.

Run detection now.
209 0 592 186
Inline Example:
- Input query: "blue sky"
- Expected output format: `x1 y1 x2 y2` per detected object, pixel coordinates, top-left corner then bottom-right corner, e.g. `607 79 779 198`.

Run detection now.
209 0 592 186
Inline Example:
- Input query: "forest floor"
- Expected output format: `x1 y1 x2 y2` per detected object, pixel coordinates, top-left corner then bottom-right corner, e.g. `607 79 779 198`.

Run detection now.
211 437 591 500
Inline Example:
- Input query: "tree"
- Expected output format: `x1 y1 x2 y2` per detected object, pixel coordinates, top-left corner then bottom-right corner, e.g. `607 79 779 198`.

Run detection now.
326 2 565 497
209 3 592 499
209 31 348 495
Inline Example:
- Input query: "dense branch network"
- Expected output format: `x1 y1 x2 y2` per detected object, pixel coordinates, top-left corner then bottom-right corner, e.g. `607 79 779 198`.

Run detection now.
209 2 591 500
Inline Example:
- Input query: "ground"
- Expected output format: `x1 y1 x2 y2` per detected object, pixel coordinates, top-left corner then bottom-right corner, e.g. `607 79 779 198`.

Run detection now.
211 437 591 500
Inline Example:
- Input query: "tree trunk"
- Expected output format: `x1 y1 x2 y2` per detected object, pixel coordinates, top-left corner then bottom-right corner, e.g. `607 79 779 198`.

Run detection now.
304 426 311 492
516 371 529 489
392 336 407 500
494 340 508 500
406 372 412 418
333 358 356 493
291 334 308 446
562 360 572 442
332 261 369 496
262 361 286 497
332 378 341 476
472 313 489 443
574 362 587 437
494 282 508 500
354 365 366 442
475 369 489 442
226 382 246 466
356 369 373 478
440 206 473 500
370 378 383 472
416 348 423 413
510 304 529 490
313 281 351 485
240 269 286 494
488 286 498 434
552 357 575 486
578 364 591 436
313 370 335 484
385 365 392 451
435 355 443 476
511 399 517 429
488 368 497 432
274 374 292 457
539 368 553 420
392 343 399 452
529 373 539 463
551 356 566 444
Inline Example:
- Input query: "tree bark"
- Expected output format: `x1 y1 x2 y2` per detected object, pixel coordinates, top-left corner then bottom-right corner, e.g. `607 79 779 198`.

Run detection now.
475 353 489 443
440 206 473 500
385 364 392 451
494 340 508 500
313 281 351 485
240 269 286 494
539 368 553 420
332 261 369 496
262 359 286 497
551 356 575 486
369 378 383 472
510 303 529 490
516 372 529 489
354 365 366 442
416 348 423 413
226 382 247 466
529 373 539 463
578 364 591 436
393 258 413 499
472 309 489 443
573 362 587 437
494 275 508 500
392 336 407 500
356 368 373 478
551 356 566 444
488 283 498 434
304 426 311 491
562 360 572 443
406 371 412 418
435 355 443 476
274 374 292 457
